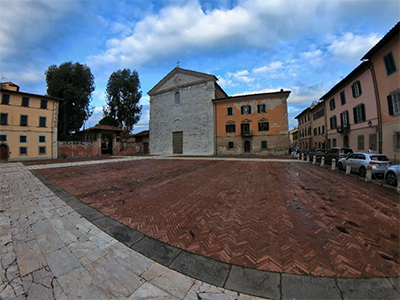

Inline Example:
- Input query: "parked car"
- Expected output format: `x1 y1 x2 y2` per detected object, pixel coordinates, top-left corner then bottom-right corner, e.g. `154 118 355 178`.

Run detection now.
384 164 400 186
337 152 391 177
306 149 325 162
323 147 353 165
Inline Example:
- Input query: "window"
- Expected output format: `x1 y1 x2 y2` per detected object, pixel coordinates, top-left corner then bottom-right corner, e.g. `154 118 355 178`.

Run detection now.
357 135 364 150
388 90 400 116
20 115 28 126
22 97 29 107
261 141 267 149
314 128 317 136
327 139 331 149
1 113 8 125
395 132 400 149
241 105 251 114
20 135 27 143
308 127 311 136
332 138 337 147
322 126 324 134
226 124 236 133
39 146 46 155
353 103 366 124
39 135 46 143
228 142 234 149
369 133 377 151
384 52 397 76
318 127 321 135
329 98 335 111
258 122 269 131
340 91 346 105
257 104 266 113
227 107 233 116
351 81 362 98
330 115 337 129
40 99 48 109
19 147 27 155
174 91 180 104
340 111 349 129
39 117 46 127
2 94 10 105
0 135 6 141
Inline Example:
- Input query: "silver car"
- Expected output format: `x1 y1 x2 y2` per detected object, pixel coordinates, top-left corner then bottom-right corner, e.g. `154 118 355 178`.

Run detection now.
384 164 400 186
337 152 391 177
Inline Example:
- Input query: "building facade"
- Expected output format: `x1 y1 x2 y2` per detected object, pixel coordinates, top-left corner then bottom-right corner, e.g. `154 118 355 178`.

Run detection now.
295 107 312 150
148 66 227 155
0 82 61 161
213 91 290 155
289 127 299 148
310 101 326 149
321 62 379 152
362 21 400 162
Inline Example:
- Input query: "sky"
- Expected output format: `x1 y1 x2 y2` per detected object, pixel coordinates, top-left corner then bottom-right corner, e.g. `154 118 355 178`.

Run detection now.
1 0 399 134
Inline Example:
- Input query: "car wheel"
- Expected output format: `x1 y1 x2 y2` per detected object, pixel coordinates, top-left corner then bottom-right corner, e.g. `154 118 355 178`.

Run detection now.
359 166 366 177
338 162 343 171
386 171 397 186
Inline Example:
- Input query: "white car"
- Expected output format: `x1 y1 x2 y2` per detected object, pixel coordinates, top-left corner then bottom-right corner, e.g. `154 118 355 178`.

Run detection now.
337 152 391 177
384 165 400 186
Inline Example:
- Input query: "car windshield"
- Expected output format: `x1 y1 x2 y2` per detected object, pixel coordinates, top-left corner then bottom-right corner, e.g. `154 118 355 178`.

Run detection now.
342 149 353 154
370 155 389 161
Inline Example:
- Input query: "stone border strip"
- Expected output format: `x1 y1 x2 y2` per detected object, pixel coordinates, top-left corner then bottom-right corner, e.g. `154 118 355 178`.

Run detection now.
30 169 400 300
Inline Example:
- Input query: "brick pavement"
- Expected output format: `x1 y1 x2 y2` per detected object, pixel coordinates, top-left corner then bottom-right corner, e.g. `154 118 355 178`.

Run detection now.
33 156 400 279
1 158 400 299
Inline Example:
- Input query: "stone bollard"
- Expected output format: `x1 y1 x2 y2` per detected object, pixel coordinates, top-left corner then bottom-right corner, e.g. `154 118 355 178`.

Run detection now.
397 169 400 194
313 155 317 165
346 160 351 175
301 153 305 161
320 156 325 167
365 165 373 182
331 158 336 170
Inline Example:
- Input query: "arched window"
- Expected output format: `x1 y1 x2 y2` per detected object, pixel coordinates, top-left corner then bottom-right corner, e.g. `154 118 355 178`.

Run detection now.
175 91 180 104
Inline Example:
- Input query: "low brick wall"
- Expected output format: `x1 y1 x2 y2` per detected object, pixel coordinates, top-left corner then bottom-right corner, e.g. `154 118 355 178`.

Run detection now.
58 141 142 158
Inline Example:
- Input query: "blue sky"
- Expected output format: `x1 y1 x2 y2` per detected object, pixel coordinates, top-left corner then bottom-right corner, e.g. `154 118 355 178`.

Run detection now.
1 0 399 133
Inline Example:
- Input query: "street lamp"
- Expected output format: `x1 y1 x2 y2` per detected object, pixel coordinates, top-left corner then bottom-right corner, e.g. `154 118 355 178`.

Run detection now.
368 120 372 128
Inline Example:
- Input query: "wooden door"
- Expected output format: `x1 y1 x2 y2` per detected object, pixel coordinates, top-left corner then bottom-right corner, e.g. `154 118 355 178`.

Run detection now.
172 132 183 154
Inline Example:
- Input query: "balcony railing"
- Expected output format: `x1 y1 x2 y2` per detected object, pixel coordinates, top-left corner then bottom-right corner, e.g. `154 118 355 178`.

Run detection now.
241 130 253 137
336 125 350 133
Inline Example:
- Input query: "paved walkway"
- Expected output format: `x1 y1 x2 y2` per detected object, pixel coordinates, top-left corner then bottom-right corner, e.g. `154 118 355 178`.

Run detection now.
1 158 399 299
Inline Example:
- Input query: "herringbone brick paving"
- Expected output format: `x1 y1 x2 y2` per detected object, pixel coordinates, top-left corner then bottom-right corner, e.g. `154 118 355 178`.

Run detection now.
37 159 400 278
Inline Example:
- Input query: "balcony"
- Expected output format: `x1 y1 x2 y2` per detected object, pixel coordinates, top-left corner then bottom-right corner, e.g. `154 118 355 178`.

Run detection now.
241 130 253 137
336 125 350 134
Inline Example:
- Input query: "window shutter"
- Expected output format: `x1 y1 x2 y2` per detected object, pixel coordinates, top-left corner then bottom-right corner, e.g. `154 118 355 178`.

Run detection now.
330 117 333 129
258 123 261 131
233 124 235 132
352 85 355 98
353 107 357 124
266 122 269 131
226 125 229 132
361 104 366 122
241 107 244 114
358 82 362 96
248 106 251 114
388 95 394 116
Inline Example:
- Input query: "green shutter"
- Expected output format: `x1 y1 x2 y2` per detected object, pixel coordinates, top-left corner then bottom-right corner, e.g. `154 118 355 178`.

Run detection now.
361 104 366 122
353 107 357 124
388 95 394 116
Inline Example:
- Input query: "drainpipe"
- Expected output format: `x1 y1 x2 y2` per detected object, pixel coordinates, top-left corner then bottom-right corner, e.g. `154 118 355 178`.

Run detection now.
366 60 382 154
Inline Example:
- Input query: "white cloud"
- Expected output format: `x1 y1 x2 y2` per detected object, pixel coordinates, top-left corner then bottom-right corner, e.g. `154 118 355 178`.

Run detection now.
327 32 382 64
253 61 283 74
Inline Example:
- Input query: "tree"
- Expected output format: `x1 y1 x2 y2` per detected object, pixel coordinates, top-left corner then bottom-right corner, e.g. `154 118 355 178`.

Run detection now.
103 69 142 133
98 115 119 127
45 62 95 138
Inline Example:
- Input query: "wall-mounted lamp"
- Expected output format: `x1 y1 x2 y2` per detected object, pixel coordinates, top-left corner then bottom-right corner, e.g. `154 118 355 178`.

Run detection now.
368 120 372 128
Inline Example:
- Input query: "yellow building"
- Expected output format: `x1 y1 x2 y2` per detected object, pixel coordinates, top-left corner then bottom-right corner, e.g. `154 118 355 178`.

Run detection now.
0 82 62 161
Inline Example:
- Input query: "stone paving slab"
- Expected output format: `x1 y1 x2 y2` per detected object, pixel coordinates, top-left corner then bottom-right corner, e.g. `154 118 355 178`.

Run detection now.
1 159 400 300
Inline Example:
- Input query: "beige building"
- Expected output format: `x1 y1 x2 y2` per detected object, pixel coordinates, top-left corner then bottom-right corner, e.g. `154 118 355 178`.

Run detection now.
362 21 399 162
295 107 312 150
0 82 62 161
309 101 326 149
289 127 298 148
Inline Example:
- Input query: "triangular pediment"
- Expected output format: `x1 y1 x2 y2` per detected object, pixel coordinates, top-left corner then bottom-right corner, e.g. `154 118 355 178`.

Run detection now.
148 67 218 96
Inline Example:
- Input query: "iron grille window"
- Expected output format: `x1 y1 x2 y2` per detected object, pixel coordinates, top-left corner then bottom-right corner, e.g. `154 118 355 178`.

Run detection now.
39 136 46 143
39 146 46 155
22 97 29 107
19 147 27 155
228 142 234 149
0 135 6 141
369 133 377 151
2 94 10 105
20 135 27 143
261 141 267 148
384 52 397 76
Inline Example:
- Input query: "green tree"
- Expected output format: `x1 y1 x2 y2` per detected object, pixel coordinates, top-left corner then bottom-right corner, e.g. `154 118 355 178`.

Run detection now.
98 115 119 127
103 69 142 133
45 62 95 138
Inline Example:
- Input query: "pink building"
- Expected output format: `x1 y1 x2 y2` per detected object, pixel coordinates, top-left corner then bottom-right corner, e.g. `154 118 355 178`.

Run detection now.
321 62 379 152
362 22 399 162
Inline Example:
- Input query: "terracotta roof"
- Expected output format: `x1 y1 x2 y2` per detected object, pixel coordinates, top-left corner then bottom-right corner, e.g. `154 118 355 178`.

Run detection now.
134 130 149 136
84 124 124 132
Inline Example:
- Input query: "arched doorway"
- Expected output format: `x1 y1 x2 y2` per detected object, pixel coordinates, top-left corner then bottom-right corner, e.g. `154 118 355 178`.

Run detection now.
244 140 251 153
0 144 9 161
343 135 349 148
